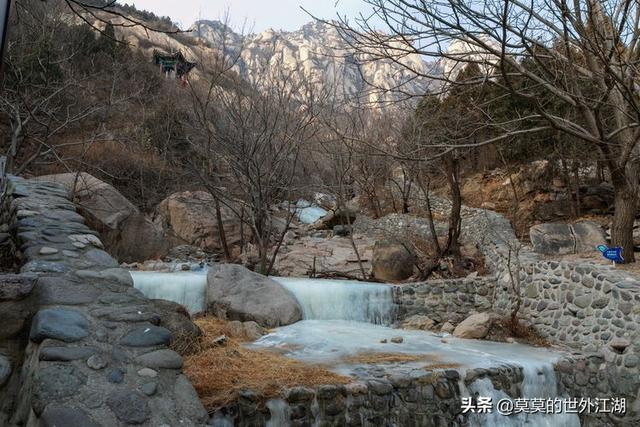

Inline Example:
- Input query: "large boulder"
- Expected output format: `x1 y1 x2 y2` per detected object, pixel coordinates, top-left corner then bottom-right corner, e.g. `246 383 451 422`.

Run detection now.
453 312 493 339
401 315 435 331
206 264 302 327
530 221 605 255
371 239 416 282
353 213 446 243
30 173 168 262
273 235 375 277
31 172 135 229
310 207 357 230
153 191 245 254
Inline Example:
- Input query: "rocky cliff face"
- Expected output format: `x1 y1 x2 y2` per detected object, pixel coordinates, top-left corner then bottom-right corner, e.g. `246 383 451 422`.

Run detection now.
191 20 435 109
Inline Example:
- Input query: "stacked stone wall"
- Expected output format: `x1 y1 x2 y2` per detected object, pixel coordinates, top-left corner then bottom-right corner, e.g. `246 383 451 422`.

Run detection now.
392 196 640 425
0 176 207 426
216 365 526 427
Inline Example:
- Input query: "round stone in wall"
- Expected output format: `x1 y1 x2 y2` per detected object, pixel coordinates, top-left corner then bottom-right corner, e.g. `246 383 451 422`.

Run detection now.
29 308 90 343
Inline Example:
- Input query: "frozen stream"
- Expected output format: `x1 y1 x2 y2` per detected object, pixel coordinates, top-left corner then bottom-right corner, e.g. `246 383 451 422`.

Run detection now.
131 273 580 426
131 269 208 314
262 277 580 427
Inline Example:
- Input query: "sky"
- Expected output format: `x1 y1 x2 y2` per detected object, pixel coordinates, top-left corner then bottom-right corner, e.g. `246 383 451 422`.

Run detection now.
124 0 375 32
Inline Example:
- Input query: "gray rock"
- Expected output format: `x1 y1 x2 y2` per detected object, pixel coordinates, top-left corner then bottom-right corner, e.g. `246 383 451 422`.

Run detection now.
35 277 101 306
591 296 609 309
525 283 538 298
21 261 70 274
243 321 266 340
40 405 100 427
140 381 158 396
87 355 107 370
286 386 316 403
173 375 208 424
574 295 592 309
332 224 351 237
34 365 87 414
137 368 158 378
120 326 172 347
106 391 150 425
371 239 416 282
530 221 605 255
107 368 125 384
624 354 639 368
453 312 493 339
84 249 119 267
92 306 160 323
0 299 34 340
0 355 11 387
149 299 202 343
75 268 134 287
135 349 183 369
206 264 302 327
39 346 97 362
30 308 89 343
39 246 59 255
0 273 37 301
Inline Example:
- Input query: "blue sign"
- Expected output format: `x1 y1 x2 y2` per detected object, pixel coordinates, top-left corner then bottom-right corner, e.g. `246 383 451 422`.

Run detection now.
597 245 624 263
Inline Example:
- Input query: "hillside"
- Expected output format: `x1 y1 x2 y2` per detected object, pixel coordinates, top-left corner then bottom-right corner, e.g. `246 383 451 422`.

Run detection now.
107 15 436 110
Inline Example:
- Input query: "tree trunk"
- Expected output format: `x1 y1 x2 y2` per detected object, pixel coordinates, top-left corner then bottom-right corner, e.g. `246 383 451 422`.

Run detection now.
444 155 462 258
214 198 231 260
611 181 637 263
416 176 442 256
572 160 581 218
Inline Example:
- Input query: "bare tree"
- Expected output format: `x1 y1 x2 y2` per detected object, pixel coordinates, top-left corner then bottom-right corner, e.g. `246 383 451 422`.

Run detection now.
328 0 640 262
187 45 320 274
2 0 108 173
184 17 245 261
36 0 182 38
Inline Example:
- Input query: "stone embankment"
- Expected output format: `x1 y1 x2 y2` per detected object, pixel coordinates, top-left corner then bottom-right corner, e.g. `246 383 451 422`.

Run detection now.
0 175 207 426
394 197 640 425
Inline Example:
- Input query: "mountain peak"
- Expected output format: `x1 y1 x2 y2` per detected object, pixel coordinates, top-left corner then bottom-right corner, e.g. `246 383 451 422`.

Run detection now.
193 19 433 109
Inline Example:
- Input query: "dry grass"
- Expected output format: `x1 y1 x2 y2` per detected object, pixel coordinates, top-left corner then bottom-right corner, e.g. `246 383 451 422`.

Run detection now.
423 362 462 370
486 317 550 347
341 352 427 365
183 316 349 412
341 352 461 371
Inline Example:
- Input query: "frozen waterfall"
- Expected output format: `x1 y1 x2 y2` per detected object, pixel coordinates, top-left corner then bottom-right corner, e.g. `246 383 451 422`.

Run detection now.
130 270 208 315
273 277 396 325
462 363 580 427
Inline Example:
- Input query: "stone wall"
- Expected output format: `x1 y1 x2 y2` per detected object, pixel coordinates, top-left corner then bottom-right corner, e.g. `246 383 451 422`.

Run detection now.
394 196 640 425
395 276 494 325
214 365 525 427
0 176 207 426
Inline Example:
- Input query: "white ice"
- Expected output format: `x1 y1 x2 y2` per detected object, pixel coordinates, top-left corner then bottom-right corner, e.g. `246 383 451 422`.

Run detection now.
274 277 396 325
130 270 208 315
294 199 328 224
